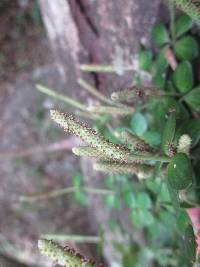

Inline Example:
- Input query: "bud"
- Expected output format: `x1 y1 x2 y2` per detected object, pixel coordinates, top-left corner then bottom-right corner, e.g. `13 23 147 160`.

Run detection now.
177 134 191 155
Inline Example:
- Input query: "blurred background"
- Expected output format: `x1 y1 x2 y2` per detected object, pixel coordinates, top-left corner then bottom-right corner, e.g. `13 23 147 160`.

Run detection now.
0 0 166 266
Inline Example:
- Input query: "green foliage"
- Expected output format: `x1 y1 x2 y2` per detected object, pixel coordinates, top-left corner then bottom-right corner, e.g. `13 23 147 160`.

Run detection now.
173 61 194 92
151 23 170 46
161 112 176 155
130 112 148 136
175 14 193 37
174 36 199 60
183 225 196 265
184 86 200 112
167 153 193 190
38 10 200 267
139 49 153 70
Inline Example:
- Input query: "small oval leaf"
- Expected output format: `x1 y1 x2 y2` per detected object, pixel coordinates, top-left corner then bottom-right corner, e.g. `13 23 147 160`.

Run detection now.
175 36 199 61
183 225 196 265
167 153 193 190
152 23 170 47
161 113 176 155
153 71 166 89
139 49 152 70
173 61 194 93
175 14 193 38
130 112 148 136
184 86 200 112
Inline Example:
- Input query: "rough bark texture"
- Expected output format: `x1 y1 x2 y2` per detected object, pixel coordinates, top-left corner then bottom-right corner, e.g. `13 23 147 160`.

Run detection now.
39 0 161 94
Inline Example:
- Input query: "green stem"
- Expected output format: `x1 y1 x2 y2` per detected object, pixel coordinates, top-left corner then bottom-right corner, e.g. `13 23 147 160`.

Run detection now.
169 3 176 47
41 234 101 243
80 64 135 73
78 78 119 106
19 186 114 202
36 84 87 112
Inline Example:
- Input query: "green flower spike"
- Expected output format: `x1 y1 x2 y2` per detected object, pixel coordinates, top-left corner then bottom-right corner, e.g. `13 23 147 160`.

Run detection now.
72 146 111 160
94 161 152 179
177 134 191 155
117 130 151 152
50 110 132 162
38 239 98 267
111 86 157 102
87 105 134 115
111 87 138 102
168 0 200 25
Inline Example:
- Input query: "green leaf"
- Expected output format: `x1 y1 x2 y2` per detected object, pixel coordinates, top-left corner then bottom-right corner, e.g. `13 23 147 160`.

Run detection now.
166 178 180 211
139 49 152 70
142 131 161 146
161 113 176 155
136 193 152 210
176 211 191 233
130 210 145 229
152 71 166 89
152 23 170 47
173 61 193 93
123 191 136 208
184 86 200 112
104 195 119 208
167 153 193 190
72 172 81 188
159 211 176 229
104 176 114 188
151 96 178 130
155 47 168 72
74 191 87 205
175 36 199 61
130 112 148 136
183 225 196 265
176 119 200 147
145 211 154 225
130 209 153 228
175 14 193 38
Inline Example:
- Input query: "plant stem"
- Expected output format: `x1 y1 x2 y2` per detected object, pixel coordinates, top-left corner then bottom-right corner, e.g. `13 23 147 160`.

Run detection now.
169 3 176 48
80 64 135 73
78 78 118 106
19 186 114 202
87 105 134 115
40 234 101 243
36 84 87 112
